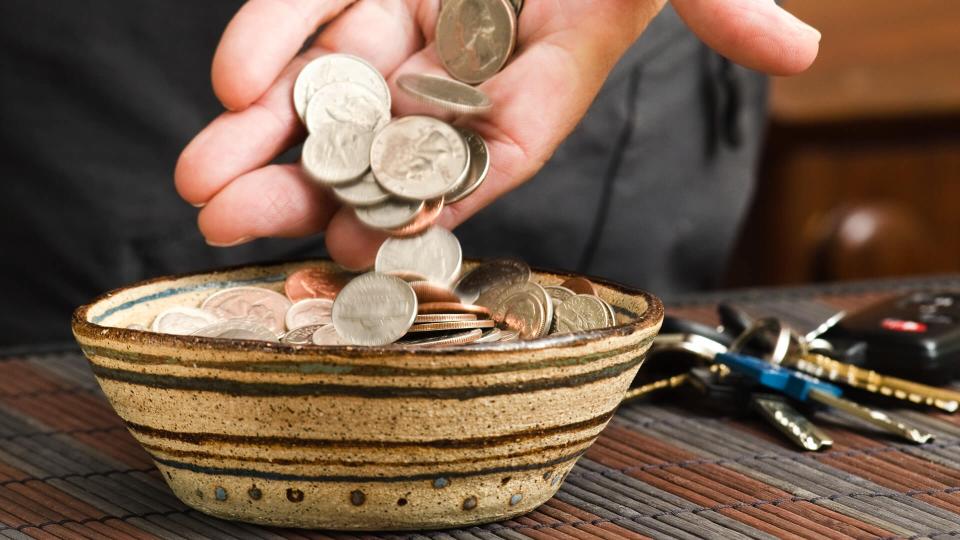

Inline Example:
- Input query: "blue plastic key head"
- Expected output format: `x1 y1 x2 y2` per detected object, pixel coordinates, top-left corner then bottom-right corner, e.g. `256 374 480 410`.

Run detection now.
715 353 843 402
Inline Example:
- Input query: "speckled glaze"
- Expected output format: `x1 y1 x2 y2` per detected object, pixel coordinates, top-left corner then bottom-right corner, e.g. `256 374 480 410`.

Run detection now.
72 260 663 531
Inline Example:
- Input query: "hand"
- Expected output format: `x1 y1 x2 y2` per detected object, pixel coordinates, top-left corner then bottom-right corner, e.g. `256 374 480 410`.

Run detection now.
175 0 820 270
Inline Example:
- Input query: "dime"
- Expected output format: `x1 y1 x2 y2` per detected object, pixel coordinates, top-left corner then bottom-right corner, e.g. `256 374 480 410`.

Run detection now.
436 0 517 84
331 170 391 207
488 282 552 339
354 198 425 230
401 328 483 347
201 287 292 336
445 128 490 204
281 324 326 345
383 197 445 237
418 302 491 317
151 307 221 336
397 73 493 115
553 294 610 334
498 329 520 342
475 328 502 342
407 319 495 332
332 272 418 346
369 116 469 201
285 298 334 330
410 281 461 303
455 258 530 304
602 298 617 326
302 123 375 185
305 81 390 134
545 285 576 307
293 54 391 123
192 319 278 341
312 324 350 346
561 277 599 296
284 268 352 301
414 313 478 323
375 226 463 286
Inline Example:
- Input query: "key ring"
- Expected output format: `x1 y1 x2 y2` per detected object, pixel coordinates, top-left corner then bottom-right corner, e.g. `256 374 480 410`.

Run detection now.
729 317 792 365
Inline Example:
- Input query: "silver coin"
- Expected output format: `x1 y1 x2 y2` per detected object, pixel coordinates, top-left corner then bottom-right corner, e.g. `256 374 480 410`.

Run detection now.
332 170 391 207
305 81 390 134
445 128 490 203
281 324 326 345
489 282 552 339
302 123 375 185
293 54 391 123
454 258 529 304
369 116 469 201
397 73 493 115
312 324 350 346
602 298 617 326
475 327 503 343
435 0 517 84
498 329 520 342
375 226 463 286
200 286 291 337
553 294 611 334
401 328 484 347
151 307 221 336
545 285 576 306
192 319 279 341
332 272 418 346
285 298 334 330
354 198 425 230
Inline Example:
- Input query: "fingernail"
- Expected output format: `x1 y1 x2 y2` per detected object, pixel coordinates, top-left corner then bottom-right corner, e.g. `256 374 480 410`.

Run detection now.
192 202 206 208
206 236 253 248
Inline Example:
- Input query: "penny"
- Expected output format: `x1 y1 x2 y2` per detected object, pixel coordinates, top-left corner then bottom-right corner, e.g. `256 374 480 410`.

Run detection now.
281 324 326 345
436 0 517 84
331 170 391 207
414 313 478 323
407 319 495 333
201 287 292 337
293 54 391 123
418 302 492 317
401 328 484 347
553 294 610 334
384 197 445 238
302 123 375 185
354 198 425 230
545 285 576 306
285 298 334 330
369 116 469 201
312 324 350 346
561 277 598 296
445 128 490 204
455 258 530 304
151 307 221 336
192 319 279 341
332 272 418 346
488 282 552 339
410 281 461 303
285 268 352 301
375 226 463 286
305 81 390 134
397 73 493 115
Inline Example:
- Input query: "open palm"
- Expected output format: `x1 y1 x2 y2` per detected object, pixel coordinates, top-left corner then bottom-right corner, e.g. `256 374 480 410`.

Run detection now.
176 0 819 269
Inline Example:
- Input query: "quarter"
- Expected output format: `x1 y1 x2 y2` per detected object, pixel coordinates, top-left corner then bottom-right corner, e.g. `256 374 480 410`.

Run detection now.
375 226 463 286
293 54 391 123
397 73 493 115
354 198 425 230
436 0 517 84
302 123 375 185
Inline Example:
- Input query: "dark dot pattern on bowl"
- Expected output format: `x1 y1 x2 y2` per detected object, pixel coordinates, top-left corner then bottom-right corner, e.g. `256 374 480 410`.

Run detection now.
510 494 523 506
215 486 227 501
248 486 262 501
433 477 449 489
350 490 366 506
397 498 408 506
287 488 305 503
462 496 478 511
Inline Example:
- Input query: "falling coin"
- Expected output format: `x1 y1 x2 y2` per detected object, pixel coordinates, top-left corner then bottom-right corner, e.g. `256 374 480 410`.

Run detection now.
375 226 463 287
331 170 391 207
302 123 375 186
384 198 445 238
445 128 490 204
354 198 426 230
397 73 493 115
436 0 518 84
293 54 391 123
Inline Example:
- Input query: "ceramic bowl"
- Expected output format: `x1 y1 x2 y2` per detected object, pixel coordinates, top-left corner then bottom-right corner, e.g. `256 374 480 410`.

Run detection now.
72 260 663 531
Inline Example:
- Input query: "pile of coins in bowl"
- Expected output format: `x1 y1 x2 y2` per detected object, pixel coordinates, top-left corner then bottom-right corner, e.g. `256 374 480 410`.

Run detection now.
146 226 618 347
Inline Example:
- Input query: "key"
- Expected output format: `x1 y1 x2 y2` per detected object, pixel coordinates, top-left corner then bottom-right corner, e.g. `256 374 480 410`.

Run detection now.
750 393 833 451
716 352 933 444
622 373 689 402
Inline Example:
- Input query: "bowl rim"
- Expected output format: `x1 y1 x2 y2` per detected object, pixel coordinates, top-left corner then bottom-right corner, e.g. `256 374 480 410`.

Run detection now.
72 258 663 357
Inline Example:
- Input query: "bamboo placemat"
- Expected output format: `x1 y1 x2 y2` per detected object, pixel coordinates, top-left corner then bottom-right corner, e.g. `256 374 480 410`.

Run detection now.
2 275 959 539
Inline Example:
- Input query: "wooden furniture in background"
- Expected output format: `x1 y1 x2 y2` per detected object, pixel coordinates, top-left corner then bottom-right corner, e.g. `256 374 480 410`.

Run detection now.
728 0 960 286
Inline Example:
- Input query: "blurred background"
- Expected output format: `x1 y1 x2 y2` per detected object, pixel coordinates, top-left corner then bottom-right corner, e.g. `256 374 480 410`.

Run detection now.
728 0 960 287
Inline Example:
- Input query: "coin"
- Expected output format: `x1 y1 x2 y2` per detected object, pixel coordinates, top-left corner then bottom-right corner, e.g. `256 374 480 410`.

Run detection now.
331 170 391 207
302 123 375 185
561 277 599 296
545 285 576 306
293 54 391 123
385 270 431 282
553 294 610 334
332 272 418 346
285 298 334 330
455 258 530 304
508 0 523 14
384 197 445 237
354 198 425 230
375 226 463 286
285 268 352 301
475 328 502 342
407 319 495 332
488 282 552 339
602 298 617 326
414 313 478 323
498 329 520 342
151 307 221 336
410 281 461 303
369 116 469 201
418 302 491 317
436 0 517 84
281 324 326 345
397 73 493 115
192 319 279 341
445 128 490 204
201 287 292 336
305 81 390 134
401 328 483 347
312 324 350 346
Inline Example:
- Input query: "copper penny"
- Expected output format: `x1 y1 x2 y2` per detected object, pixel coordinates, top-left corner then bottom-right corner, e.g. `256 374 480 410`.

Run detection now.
410 281 460 303
418 302 492 317
407 319 496 333
384 198 445 237
561 277 598 296
285 268 352 301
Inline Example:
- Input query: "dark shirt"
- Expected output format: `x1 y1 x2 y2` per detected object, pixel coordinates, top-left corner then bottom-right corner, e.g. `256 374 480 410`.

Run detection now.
0 0 766 349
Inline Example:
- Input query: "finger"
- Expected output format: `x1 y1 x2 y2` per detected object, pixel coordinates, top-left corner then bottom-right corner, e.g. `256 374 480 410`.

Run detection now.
316 0 425 74
671 0 820 75
198 164 339 246
325 208 388 270
212 0 357 110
